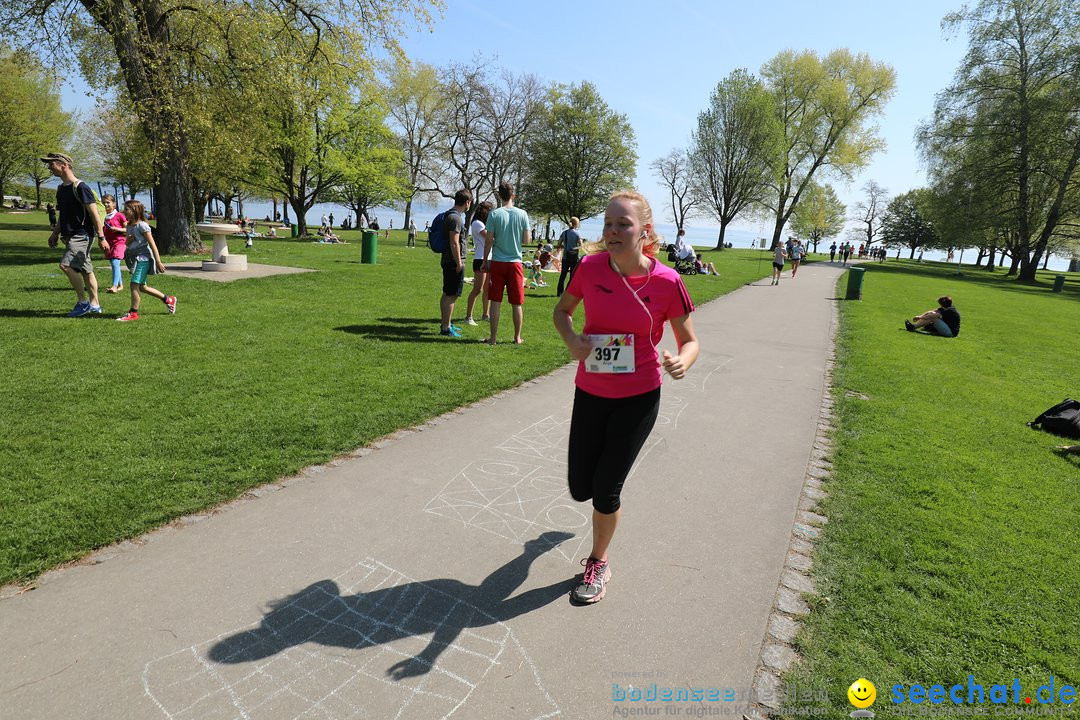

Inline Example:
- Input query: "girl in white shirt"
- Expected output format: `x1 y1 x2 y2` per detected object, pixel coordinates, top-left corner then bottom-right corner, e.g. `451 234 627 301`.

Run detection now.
464 201 493 325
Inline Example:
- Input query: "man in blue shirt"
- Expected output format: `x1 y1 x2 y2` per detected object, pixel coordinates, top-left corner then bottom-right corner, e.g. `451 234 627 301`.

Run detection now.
42 153 108 317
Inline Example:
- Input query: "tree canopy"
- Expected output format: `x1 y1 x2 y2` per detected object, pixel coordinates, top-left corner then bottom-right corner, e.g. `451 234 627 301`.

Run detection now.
522 82 637 225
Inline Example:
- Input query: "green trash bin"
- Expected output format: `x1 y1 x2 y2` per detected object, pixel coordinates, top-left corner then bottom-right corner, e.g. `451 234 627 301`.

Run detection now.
845 266 866 300
290 223 297 238
1052 274 1066 293
361 229 378 264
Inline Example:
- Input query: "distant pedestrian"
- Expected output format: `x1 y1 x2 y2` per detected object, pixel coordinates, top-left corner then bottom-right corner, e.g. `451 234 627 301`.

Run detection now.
116 199 176 322
829 242 837 262
438 190 472 338
41 152 107 317
464 200 493 326
321 213 329 231
102 194 127 294
771 243 787 285
556 217 582 296
482 181 530 345
46 202 57 227
790 240 804 278
552 189 699 604
329 212 334 228
407 218 417 248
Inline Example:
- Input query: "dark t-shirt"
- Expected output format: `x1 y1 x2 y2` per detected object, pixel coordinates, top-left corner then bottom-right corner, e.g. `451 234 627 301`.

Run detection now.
57 181 98 237
938 306 961 336
441 209 465 267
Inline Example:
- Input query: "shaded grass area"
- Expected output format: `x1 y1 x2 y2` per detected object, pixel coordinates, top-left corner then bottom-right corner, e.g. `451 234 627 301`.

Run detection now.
0 211 762 584
782 259 1080 716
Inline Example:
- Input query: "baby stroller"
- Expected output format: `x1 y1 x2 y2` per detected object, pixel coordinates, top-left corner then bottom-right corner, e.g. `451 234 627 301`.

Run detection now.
667 247 698 275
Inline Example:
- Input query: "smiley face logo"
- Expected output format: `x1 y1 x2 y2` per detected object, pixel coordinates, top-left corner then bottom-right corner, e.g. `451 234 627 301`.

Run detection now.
848 678 877 709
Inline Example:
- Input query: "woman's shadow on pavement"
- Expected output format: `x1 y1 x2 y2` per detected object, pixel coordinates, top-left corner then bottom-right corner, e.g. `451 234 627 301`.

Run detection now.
208 531 576 680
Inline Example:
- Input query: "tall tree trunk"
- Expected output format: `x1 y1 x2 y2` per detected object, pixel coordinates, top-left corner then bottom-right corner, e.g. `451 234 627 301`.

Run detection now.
33 179 42 209
404 198 413 231
289 197 308 236
94 1 199 254
985 247 996 271
769 208 785 251
1069 256 1078 273
1006 252 1021 276
715 222 728 251
155 149 198 253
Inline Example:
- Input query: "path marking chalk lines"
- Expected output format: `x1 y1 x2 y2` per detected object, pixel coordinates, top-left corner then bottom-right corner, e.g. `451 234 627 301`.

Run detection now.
143 558 561 720
422 355 732 562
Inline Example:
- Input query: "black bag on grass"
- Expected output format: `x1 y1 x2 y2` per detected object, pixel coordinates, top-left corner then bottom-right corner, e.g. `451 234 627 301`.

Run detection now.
1028 398 1080 439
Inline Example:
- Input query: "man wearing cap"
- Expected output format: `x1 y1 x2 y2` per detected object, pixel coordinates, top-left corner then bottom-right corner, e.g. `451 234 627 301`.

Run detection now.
42 153 109 317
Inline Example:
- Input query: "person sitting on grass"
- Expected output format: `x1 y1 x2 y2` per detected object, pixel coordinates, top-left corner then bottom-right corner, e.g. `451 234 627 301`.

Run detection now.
527 254 548 289
1055 445 1080 455
905 295 960 337
695 254 718 276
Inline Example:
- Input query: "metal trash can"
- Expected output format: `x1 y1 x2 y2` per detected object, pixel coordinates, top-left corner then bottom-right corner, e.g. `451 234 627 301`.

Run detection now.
361 230 378 264
845 267 866 300
1052 274 1066 293
290 223 298 238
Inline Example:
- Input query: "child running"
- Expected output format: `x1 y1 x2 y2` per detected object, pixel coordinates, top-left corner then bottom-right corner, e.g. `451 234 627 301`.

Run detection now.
117 199 176 321
102 195 127 293
552 190 699 604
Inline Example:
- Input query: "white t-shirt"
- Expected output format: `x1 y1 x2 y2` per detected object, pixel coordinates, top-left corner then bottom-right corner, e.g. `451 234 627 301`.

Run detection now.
471 219 487 258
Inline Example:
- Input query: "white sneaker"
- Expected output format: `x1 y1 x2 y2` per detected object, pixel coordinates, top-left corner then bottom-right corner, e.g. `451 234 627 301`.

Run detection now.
463 317 478 326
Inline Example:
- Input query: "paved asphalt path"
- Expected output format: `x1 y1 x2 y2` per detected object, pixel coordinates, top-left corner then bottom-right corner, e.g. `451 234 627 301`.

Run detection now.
0 261 847 719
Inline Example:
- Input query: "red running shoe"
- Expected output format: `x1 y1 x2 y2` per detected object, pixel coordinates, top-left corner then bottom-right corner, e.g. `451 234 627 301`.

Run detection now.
164 296 177 315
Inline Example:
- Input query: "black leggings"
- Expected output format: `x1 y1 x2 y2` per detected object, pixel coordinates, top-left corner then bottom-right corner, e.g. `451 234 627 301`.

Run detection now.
567 386 661 514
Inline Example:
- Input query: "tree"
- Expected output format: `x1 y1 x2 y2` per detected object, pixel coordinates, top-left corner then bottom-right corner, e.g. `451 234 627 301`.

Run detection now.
688 69 782 250
921 0 1080 282
522 81 637 224
848 180 889 250
761 49 896 250
384 58 448 229
0 48 71 206
650 149 698 231
328 100 411 224
791 182 845 252
426 60 543 228
880 189 939 258
85 98 156 199
1 0 439 252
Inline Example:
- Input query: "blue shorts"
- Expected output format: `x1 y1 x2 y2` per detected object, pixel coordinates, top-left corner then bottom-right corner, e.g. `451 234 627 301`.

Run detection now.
128 258 152 285
931 319 954 338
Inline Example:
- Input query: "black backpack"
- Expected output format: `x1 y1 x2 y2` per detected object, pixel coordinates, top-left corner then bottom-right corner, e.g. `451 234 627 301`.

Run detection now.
1028 398 1080 439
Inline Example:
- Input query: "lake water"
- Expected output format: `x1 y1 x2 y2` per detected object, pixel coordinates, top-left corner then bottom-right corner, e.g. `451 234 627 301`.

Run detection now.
200 196 1077 273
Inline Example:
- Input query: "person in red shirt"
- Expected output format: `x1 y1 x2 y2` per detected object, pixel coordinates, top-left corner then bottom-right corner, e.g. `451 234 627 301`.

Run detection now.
552 190 700 604
102 194 127 293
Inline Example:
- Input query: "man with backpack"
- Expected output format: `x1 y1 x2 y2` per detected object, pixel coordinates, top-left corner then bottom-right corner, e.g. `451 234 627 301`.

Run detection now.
437 190 472 338
42 152 109 317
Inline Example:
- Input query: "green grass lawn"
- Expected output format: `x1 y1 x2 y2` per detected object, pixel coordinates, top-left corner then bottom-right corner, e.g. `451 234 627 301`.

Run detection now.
0 210 763 585
782 259 1080 716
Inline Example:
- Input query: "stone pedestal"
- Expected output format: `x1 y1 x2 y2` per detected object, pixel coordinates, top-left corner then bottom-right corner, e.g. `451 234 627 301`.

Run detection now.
195 222 246 272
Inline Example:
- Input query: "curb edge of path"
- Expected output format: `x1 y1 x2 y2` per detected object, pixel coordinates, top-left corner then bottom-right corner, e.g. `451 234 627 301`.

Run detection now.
744 287 841 718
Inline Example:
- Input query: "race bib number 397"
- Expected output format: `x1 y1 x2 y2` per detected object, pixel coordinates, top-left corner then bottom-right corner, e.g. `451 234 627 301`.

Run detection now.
585 334 635 373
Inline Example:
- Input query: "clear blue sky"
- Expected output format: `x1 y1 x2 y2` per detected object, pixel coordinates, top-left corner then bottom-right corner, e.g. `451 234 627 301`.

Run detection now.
60 0 968 237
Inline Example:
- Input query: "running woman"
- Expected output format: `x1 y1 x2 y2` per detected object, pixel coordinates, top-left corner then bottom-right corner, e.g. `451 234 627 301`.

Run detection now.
552 190 699 604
